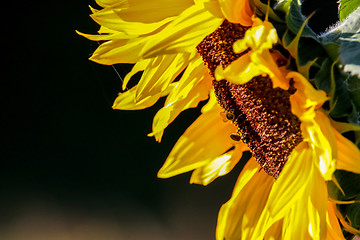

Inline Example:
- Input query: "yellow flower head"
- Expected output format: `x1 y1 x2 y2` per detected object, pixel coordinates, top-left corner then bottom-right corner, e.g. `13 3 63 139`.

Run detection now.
79 0 360 239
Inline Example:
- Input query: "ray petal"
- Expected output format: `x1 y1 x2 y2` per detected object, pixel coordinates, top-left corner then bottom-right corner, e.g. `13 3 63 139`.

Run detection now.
334 128 360 174
141 3 223 58
266 142 314 222
190 143 248 186
216 159 275 240
151 55 212 141
218 0 253 26
112 84 173 110
135 53 191 102
157 106 238 178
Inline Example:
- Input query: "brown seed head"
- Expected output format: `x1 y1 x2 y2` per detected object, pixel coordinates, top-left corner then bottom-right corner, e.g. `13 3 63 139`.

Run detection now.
196 20 303 179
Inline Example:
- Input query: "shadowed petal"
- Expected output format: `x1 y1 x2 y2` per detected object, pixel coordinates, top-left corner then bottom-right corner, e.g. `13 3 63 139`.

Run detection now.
218 0 253 26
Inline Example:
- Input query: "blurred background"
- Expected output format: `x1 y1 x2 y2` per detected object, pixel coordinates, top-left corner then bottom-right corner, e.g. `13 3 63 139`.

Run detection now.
2 0 338 239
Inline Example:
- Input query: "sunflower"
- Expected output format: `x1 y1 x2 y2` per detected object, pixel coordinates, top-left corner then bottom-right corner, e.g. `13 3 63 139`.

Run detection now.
79 0 360 239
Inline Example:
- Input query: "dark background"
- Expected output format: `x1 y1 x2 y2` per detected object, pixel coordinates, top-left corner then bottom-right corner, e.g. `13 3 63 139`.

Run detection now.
2 0 337 239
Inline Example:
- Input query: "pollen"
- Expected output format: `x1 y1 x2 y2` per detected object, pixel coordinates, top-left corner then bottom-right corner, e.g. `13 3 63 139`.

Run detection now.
196 20 303 179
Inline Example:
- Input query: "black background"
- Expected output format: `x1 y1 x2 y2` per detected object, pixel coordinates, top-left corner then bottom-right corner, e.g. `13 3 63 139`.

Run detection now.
2 0 338 239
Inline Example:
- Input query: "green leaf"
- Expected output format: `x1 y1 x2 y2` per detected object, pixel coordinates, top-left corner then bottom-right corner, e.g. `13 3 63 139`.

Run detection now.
347 75 360 111
315 58 360 125
285 0 317 40
314 58 360 125
319 31 341 62
338 7 360 77
339 0 360 21
280 0 326 76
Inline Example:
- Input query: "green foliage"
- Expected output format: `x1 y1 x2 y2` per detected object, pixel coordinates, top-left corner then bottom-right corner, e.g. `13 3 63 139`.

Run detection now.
268 0 360 126
338 7 360 77
339 0 360 21
314 59 360 125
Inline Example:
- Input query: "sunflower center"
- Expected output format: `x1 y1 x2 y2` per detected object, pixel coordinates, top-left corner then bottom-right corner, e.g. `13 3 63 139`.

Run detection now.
196 20 303 179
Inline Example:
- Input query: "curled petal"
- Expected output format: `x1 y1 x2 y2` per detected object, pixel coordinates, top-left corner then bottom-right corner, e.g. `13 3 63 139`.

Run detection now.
218 0 253 26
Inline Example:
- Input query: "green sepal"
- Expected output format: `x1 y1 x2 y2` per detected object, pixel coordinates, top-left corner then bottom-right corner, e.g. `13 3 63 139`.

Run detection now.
274 0 292 15
251 0 285 23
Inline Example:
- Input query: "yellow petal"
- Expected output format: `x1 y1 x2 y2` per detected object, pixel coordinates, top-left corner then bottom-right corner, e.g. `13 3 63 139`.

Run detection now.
264 220 283 240
98 25 119 34
312 111 338 181
326 202 346 240
122 58 151 90
307 169 327 240
91 0 193 35
218 0 253 26
233 18 277 53
190 143 248 185
114 0 194 22
330 118 360 133
91 9 172 36
334 128 360 174
197 0 224 19
282 198 311 240
76 30 127 41
90 38 146 64
135 53 191 102
157 106 237 178
112 84 173 110
288 71 328 122
201 89 219 114
215 54 264 84
216 18 288 89
151 55 212 141
303 111 337 181
335 203 360 236
266 142 314 222
141 2 223 58
216 159 274 240
95 0 127 8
